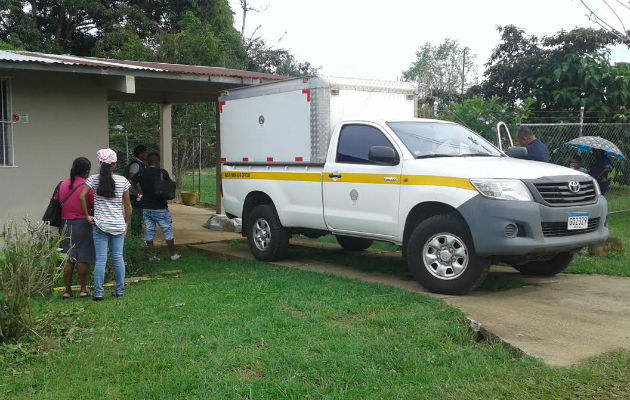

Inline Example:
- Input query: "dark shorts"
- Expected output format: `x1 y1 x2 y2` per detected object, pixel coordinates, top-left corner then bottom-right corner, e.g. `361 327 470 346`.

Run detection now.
61 219 96 264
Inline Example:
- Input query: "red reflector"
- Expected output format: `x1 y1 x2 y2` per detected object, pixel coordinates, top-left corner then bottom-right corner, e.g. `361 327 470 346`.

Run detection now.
242 157 249 162
219 101 226 113
301 89 310 102
220 157 226 162
295 157 303 162
266 157 274 162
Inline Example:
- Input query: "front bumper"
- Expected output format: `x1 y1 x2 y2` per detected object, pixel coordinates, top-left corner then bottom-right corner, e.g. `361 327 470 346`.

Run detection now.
458 195 609 256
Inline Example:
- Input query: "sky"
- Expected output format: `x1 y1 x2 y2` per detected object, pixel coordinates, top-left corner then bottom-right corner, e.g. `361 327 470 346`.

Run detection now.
228 0 630 81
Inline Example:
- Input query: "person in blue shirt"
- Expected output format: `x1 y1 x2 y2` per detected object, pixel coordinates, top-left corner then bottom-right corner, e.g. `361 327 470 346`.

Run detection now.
589 149 612 195
516 127 550 162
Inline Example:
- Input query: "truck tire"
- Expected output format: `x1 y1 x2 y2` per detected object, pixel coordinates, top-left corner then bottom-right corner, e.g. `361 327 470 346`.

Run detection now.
513 252 574 276
335 235 373 251
406 213 489 295
246 204 290 261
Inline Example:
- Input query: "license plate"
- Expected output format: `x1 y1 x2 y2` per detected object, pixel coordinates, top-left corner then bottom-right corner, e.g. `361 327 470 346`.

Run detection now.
567 212 589 230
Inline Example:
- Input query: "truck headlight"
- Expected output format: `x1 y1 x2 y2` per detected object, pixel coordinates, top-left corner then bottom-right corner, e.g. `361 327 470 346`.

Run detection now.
470 179 533 201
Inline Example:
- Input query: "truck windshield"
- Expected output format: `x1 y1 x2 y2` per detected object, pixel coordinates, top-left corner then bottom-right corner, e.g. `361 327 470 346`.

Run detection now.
386 122 502 159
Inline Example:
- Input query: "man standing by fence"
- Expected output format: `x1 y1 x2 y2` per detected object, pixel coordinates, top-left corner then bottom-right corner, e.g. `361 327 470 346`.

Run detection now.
516 127 550 163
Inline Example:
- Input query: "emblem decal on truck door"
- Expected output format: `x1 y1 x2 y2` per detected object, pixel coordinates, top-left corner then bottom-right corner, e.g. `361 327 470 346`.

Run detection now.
258 115 265 125
350 189 359 205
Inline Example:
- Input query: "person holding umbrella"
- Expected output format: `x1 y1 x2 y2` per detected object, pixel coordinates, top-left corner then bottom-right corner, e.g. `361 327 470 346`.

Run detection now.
565 136 625 196
589 149 612 195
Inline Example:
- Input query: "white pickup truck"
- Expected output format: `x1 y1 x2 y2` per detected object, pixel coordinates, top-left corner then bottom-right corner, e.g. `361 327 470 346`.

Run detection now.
219 76 608 294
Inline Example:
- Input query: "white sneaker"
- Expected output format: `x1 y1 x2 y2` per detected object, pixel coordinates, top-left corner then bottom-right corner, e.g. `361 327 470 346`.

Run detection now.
149 256 161 262
170 254 181 261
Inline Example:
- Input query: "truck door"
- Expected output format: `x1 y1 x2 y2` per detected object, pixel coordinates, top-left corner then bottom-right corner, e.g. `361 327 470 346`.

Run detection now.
323 123 402 239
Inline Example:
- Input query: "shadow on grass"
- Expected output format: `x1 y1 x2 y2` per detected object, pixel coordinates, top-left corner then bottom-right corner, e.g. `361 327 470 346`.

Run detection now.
477 274 526 292
230 240 526 292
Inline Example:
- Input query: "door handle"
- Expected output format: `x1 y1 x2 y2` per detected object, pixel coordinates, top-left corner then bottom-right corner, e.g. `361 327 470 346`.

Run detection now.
328 173 342 180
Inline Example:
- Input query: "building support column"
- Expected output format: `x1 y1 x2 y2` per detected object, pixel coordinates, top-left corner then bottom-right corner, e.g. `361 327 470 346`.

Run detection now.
214 98 223 214
159 103 173 175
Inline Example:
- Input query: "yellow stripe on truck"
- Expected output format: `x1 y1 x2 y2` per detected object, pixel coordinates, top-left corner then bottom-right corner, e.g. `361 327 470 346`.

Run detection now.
223 171 475 191
402 175 474 191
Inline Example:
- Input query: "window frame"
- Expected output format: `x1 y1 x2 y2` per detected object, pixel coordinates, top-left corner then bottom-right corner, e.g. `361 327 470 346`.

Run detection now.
0 77 14 167
335 123 400 166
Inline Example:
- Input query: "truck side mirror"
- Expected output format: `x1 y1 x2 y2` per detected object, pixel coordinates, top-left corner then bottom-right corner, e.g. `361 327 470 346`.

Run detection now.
506 146 528 159
368 146 398 165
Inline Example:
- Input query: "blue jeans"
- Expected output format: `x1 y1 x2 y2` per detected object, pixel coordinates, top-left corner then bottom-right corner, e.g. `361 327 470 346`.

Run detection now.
143 209 174 242
93 227 125 297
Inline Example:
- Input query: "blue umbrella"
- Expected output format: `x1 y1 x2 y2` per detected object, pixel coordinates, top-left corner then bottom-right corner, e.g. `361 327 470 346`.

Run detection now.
565 136 625 160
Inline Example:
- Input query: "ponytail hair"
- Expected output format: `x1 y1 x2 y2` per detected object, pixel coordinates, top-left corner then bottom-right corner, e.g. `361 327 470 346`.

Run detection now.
69 157 91 189
97 162 116 198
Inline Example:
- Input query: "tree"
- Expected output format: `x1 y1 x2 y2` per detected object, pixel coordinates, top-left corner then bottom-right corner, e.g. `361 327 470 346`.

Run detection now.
403 39 478 99
479 25 622 107
534 52 630 121
245 36 318 76
0 0 120 55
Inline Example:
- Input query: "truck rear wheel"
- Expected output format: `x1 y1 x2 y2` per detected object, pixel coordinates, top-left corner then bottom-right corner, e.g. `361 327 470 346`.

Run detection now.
406 213 489 295
246 204 290 261
335 235 373 251
513 252 574 276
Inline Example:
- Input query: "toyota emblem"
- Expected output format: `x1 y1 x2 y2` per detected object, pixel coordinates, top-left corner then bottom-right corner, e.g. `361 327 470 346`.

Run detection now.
568 181 580 193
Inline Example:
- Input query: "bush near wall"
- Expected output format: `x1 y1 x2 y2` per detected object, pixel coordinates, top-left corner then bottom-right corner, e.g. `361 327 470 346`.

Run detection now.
0 221 66 343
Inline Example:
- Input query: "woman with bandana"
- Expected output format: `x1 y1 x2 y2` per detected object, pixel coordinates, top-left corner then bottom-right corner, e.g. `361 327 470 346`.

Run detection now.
79 149 131 301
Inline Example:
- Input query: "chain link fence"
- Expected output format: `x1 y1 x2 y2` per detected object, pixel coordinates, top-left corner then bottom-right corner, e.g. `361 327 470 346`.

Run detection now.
517 123 630 185
518 122 629 213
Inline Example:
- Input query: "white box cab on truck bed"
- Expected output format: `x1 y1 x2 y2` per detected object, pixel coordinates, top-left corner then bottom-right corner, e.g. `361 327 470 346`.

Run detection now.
219 76 608 294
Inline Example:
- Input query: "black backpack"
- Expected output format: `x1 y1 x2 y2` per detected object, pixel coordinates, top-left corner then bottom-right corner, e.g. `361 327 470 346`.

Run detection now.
43 181 84 227
154 170 176 200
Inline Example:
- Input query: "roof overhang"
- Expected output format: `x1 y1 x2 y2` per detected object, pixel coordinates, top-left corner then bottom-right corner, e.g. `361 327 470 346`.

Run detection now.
0 51 287 103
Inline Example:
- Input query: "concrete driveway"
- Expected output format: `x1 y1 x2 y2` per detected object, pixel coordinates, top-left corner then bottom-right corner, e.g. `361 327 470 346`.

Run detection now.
190 240 630 367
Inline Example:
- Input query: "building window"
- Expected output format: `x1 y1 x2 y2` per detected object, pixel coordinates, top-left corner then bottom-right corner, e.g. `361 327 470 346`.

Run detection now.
0 78 13 166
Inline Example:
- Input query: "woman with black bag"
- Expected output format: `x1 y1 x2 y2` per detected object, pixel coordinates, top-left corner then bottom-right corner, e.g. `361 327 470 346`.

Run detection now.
54 157 95 299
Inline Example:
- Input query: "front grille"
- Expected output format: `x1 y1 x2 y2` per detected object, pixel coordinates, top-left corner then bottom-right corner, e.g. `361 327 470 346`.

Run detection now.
541 217 600 237
533 180 596 206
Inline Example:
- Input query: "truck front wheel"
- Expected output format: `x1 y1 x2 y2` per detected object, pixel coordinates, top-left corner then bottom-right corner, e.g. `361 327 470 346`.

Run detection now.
406 214 489 295
513 252 574 276
246 204 290 261
335 235 373 251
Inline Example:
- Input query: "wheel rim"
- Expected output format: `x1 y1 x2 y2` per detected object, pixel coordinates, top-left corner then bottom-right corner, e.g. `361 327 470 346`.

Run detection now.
422 233 468 280
252 218 272 251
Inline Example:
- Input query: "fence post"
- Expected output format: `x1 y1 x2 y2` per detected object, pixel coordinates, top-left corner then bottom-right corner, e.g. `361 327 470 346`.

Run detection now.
580 106 584 136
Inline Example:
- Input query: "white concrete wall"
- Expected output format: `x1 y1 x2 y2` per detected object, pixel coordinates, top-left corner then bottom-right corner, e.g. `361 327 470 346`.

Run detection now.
0 70 108 224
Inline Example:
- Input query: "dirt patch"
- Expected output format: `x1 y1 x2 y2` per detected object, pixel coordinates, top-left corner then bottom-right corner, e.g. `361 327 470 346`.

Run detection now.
234 362 264 380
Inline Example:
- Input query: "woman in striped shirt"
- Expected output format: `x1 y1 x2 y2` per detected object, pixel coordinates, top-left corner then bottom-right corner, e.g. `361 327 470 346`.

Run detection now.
79 149 131 301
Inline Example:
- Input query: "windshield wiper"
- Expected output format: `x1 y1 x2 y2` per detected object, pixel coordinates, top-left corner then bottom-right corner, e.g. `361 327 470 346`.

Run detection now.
415 154 458 159
458 153 497 157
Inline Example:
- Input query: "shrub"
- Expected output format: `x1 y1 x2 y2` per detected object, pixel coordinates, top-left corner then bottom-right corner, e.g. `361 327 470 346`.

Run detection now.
0 220 66 343
440 96 534 143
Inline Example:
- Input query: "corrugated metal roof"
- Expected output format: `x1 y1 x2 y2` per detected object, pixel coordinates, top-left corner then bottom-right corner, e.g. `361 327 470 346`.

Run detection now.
0 50 286 81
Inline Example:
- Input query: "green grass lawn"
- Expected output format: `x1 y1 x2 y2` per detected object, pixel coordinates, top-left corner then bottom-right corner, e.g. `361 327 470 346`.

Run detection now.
566 212 629 276
606 186 630 212
1 250 628 399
